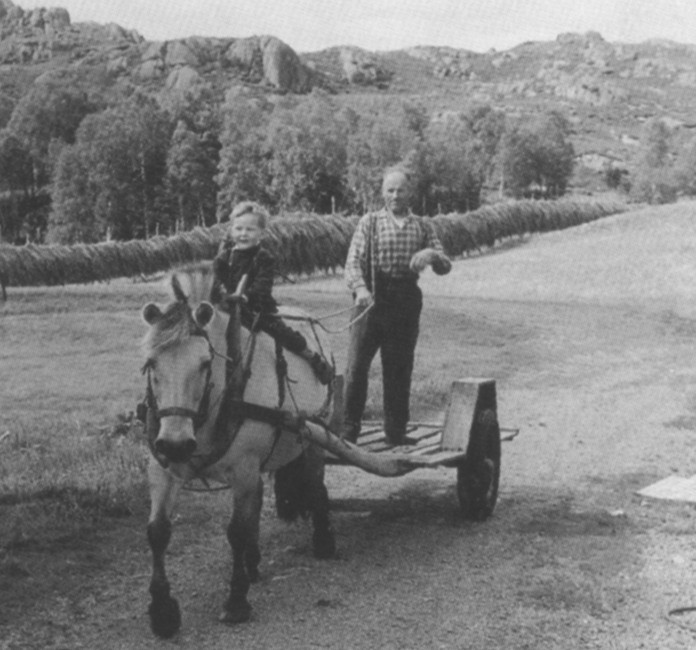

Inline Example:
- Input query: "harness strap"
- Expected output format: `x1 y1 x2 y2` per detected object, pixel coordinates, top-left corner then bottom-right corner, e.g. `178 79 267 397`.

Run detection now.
229 400 304 430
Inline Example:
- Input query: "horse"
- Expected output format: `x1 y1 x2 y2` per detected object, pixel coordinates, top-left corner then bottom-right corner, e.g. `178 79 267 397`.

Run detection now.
139 272 337 638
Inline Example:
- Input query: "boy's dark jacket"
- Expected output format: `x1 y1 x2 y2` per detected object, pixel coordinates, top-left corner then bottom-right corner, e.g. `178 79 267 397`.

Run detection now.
211 243 277 314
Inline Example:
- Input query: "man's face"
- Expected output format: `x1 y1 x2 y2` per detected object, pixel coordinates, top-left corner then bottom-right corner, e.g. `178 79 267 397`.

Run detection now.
382 172 410 216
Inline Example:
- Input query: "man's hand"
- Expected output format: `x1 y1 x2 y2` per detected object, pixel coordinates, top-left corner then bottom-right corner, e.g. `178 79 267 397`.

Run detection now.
354 286 373 307
409 248 439 272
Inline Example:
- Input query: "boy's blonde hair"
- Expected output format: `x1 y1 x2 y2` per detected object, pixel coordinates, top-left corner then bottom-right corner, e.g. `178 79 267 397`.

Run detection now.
230 201 269 229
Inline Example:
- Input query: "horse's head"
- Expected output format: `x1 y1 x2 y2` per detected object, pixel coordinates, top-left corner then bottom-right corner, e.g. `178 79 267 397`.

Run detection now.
141 275 217 465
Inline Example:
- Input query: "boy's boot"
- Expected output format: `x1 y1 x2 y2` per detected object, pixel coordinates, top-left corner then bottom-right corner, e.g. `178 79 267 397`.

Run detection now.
300 349 334 385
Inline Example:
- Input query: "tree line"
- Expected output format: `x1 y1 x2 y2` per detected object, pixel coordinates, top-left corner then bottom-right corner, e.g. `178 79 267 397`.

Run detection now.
0 76 578 245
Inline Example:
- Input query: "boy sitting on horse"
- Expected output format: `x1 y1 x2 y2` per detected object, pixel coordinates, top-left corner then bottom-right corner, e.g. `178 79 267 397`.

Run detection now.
211 201 334 385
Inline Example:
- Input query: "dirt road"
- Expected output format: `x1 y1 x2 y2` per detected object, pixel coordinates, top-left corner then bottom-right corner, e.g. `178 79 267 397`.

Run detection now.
4 205 696 649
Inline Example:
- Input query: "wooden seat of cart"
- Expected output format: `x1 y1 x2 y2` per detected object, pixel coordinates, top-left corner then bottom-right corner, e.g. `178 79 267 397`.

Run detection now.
325 377 519 520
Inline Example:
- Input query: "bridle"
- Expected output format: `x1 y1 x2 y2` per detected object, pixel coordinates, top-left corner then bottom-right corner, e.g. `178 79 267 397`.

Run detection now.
141 330 215 434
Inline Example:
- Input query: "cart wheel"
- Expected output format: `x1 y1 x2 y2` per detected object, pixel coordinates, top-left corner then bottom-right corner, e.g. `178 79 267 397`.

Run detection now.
457 408 501 521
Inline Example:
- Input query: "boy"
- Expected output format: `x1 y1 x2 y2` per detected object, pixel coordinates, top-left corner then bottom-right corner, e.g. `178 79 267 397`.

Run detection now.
211 202 333 385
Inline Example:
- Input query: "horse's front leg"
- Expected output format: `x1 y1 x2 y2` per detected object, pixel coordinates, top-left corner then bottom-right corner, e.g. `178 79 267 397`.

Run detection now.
146 459 184 638
221 466 263 624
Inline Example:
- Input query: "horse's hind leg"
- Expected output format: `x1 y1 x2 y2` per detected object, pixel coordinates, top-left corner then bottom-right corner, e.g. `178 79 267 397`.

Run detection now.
146 461 183 638
245 476 263 582
305 445 336 560
221 468 263 624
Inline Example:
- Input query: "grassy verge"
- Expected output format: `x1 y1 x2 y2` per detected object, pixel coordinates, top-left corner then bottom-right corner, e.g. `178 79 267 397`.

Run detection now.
0 280 164 548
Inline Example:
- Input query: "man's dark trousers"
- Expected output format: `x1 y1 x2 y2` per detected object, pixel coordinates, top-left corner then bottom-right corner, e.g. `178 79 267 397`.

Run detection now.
343 280 422 444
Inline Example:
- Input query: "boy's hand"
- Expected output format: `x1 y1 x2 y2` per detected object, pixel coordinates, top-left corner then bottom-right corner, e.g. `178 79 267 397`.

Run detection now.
354 286 372 307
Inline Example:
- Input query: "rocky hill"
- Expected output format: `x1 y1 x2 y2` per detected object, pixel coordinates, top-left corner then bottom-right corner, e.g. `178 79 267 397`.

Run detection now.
2 1 696 177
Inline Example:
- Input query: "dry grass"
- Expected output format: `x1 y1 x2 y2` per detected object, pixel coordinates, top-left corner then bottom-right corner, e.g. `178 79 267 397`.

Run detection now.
0 199 626 289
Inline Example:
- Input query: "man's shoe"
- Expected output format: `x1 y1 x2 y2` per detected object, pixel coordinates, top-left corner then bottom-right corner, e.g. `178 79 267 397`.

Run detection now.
386 435 418 447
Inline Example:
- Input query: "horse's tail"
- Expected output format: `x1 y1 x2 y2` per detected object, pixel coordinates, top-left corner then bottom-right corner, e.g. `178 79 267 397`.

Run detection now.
274 448 328 522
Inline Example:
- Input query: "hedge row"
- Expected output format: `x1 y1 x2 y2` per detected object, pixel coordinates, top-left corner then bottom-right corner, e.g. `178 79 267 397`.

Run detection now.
0 199 628 290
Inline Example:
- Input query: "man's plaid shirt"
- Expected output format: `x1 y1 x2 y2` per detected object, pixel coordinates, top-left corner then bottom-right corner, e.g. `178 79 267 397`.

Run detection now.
344 209 450 292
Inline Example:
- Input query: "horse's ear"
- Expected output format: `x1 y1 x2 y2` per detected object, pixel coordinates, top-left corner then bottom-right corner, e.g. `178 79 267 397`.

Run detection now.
171 274 188 303
142 303 162 325
194 302 215 328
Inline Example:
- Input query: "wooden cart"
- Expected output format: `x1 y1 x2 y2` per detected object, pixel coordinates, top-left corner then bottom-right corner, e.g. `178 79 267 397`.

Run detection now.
325 377 518 521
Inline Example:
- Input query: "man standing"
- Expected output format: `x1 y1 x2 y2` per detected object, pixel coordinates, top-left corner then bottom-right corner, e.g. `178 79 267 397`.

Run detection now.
342 168 452 445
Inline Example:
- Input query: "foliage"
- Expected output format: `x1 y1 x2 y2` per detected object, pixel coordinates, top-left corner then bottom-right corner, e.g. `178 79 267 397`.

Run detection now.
630 119 679 204
345 100 426 213
500 110 575 198
419 106 505 214
165 121 220 230
673 137 696 198
215 88 275 219
3 79 580 244
4 79 100 189
49 94 173 243
267 91 350 213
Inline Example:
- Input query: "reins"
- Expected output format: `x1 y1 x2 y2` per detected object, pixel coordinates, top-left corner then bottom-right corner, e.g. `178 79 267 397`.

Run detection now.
278 301 374 334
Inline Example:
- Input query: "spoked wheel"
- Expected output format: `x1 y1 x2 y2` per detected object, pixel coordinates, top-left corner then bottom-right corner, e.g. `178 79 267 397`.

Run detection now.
457 408 501 521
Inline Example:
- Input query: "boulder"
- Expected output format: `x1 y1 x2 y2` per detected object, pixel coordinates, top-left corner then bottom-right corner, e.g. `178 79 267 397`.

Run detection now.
45 7 70 30
225 37 259 68
339 47 392 85
259 35 313 92
106 55 129 74
165 40 199 67
28 8 44 29
182 36 222 65
137 58 164 80
104 23 130 41
165 65 202 91
142 41 165 61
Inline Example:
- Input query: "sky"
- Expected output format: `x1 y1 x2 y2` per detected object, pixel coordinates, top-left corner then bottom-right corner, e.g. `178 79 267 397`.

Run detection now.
17 0 696 53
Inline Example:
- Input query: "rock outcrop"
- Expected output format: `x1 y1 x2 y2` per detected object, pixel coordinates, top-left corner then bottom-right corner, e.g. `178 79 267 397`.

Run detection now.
338 47 392 85
0 3 321 94
407 46 475 79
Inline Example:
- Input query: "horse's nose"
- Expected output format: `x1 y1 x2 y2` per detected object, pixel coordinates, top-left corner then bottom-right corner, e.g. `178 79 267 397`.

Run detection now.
154 438 197 463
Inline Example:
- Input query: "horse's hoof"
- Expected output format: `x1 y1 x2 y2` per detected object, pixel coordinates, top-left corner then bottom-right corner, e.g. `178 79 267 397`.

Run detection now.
148 595 181 638
219 603 252 625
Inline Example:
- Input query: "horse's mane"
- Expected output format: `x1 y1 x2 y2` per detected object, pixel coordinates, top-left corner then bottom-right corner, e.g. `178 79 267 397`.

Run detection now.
169 266 215 305
141 270 214 357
